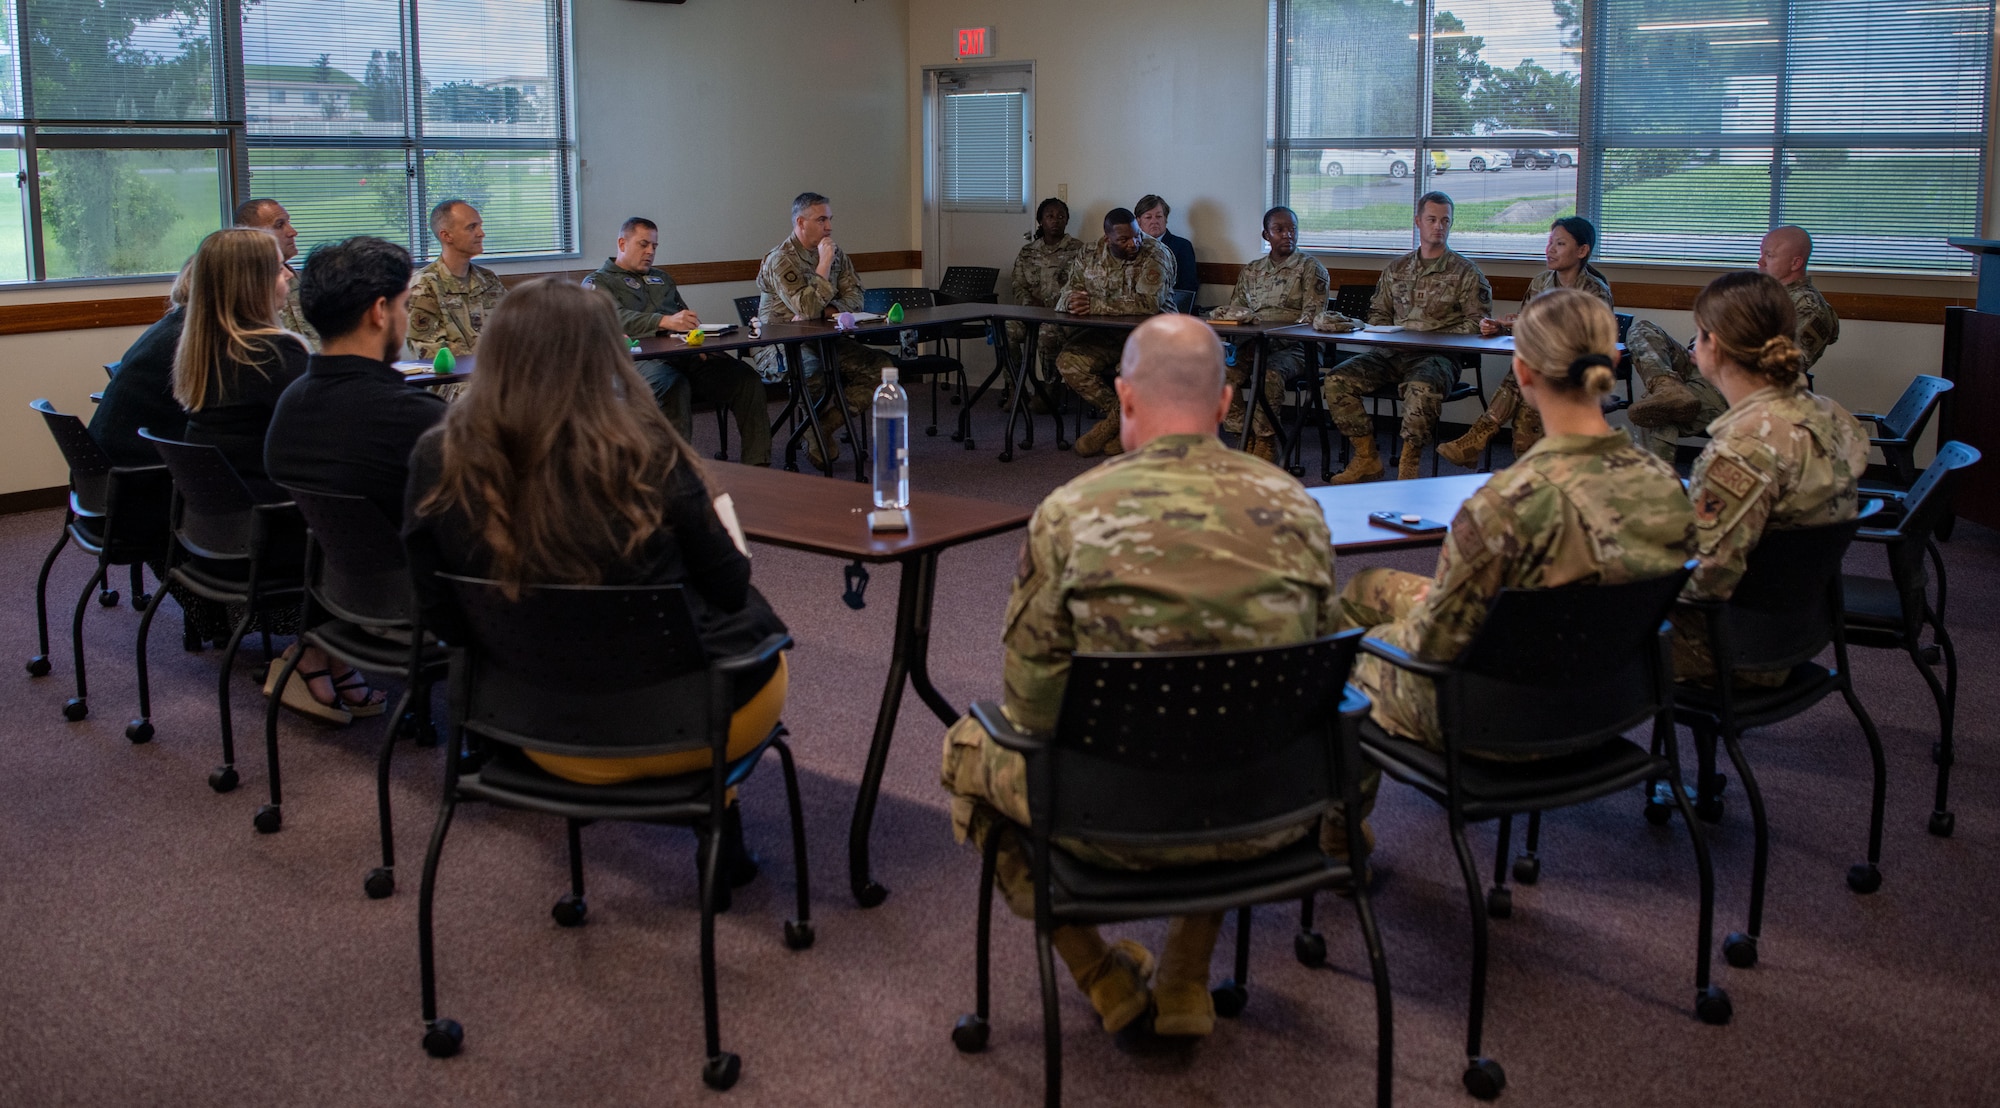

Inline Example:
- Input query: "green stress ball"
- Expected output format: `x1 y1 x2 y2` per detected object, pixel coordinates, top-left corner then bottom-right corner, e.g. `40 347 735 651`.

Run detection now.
886 302 905 324
432 346 455 374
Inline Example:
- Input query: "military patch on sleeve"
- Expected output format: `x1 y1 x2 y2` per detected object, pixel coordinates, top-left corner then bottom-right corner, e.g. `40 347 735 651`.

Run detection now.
1705 454 1759 500
1452 511 1485 556
1694 488 1728 525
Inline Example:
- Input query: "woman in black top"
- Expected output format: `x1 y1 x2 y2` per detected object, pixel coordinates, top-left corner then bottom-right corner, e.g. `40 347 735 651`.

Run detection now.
90 263 192 467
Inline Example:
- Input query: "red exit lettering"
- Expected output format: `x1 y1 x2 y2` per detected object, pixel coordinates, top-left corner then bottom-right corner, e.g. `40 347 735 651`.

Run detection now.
956 27 990 58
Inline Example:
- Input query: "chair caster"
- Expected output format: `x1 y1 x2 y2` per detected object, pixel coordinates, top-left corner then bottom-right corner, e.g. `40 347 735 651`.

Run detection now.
422 1018 463 1058
1211 980 1248 1018
1846 862 1882 894
25 655 50 677
1695 984 1734 1025
783 919 815 950
134 592 152 611
1486 887 1512 919
209 765 239 793
253 804 282 834
854 880 889 909
925 426 938 437
1643 798 1673 826
1722 931 1757 969
1929 810 1955 838
952 1013 990 1053
1512 855 1540 885
365 867 395 899
1919 644 1942 666
1463 1057 1506 1100
702 1051 741 1091
1695 794 1724 823
551 894 588 927
1294 929 1328 967
98 589 119 608
62 697 88 722
126 718 154 744
964 438 977 451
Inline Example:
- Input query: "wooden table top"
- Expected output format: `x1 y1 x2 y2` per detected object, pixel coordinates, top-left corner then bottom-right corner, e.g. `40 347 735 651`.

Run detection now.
1310 472 1490 554
702 460 1032 562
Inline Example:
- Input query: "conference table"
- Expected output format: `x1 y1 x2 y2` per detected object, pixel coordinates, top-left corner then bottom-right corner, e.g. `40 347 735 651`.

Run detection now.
1311 471 1488 554
702 460 1032 908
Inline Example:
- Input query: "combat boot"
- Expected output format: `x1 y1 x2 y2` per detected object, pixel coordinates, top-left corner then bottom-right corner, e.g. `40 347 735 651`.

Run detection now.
1247 434 1277 463
1436 414 1499 468
1074 417 1120 458
804 393 847 469
1397 439 1425 480
1153 913 1225 1037
1329 436 1382 485
1628 374 1699 427
1052 928 1155 1033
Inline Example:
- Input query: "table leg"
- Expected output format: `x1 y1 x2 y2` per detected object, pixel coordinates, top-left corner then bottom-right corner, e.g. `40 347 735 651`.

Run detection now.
848 550 950 907
820 336 869 483
1239 337 1268 451
781 342 837 476
1024 323 1070 452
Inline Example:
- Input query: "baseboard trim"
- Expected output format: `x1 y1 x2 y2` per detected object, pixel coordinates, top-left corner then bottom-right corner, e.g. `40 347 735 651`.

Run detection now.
0 486 68 515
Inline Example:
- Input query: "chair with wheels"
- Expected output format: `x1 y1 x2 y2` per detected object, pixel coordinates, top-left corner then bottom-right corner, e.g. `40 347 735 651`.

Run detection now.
1356 565 1729 1100
26 399 171 721
934 265 1002 376
413 576 811 1091
950 631 1393 1108
1605 312 1638 412
732 295 761 326
1855 374 1953 498
862 287 968 437
130 429 306 792
1663 510 1886 974
1842 441 1980 840
259 488 451 899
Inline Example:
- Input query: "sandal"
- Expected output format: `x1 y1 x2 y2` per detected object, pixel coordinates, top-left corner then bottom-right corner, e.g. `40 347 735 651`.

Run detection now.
264 657 352 727
329 668 388 718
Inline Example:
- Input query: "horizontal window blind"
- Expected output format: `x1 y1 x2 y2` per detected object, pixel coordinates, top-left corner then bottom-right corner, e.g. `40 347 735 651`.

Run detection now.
942 89 1024 213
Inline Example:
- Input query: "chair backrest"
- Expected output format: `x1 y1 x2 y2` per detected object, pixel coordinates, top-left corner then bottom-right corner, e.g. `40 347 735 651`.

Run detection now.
862 286 936 313
33 398 171 553
938 266 999 299
1333 283 1376 317
1876 374 1952 442
139 428 258 560
1874 440 1981 591
440 576 719 757
1041 631 1363 848
286 487 416 627
733 295 761 325
1448 567 1692 758
1615 312 1635 344
1169 288 1197 314
1716 512 1871 669
33 398 114 512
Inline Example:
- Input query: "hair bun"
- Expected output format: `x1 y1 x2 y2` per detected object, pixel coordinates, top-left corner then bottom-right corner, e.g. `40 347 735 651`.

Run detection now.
1566 352 1615 383
1755 334 1804 381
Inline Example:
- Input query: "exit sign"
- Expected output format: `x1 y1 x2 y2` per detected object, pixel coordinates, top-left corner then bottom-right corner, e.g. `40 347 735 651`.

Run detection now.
955 26 993 59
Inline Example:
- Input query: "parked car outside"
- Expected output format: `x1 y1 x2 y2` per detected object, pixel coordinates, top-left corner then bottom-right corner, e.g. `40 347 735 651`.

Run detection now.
1487 128 1577 170
1450 146 1512 172
1318 148 1416 178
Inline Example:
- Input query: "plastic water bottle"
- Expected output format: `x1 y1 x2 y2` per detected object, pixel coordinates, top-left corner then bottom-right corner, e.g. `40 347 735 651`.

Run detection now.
872 367 909 510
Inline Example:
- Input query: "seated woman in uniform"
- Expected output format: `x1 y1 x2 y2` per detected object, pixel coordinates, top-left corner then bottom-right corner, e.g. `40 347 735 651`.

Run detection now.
1004 197 1086 404
1440 215 1614 466
1672 271 1869 682
403 277 788 885
1336 287 1695 842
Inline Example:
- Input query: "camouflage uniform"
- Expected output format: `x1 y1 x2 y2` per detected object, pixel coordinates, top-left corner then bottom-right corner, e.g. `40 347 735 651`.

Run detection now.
1671 382 1868 679
1007 233 1087 380
753 236 886 416
1627 278 1841 462
941 433 1339 917
1481 267 1614 446
280 266 320 352
1322 248 1492 449
584 258 772 465
405 259 506 361
1336 430 1694 825
1051 233 1176 431
1210 250 1330 437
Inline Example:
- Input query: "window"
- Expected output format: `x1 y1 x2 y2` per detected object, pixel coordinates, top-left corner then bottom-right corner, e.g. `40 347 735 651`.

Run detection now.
941 89 1027 212
1269 0 1992 272
0 0 574 284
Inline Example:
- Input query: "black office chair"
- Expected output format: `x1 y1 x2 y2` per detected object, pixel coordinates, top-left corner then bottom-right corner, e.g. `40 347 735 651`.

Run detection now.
414 577 811 1091
1843 441 1980 839
862 287 968 437
1357 566 1729 1100
1606 312 1638 412
936 265 999 303
732 295 760 325
1855 374 1953 495
951 631 1393 1108
1169 288 1197 314
26 400 171 721
1664 510 1884 974
257 488 450 900
131 430 306 793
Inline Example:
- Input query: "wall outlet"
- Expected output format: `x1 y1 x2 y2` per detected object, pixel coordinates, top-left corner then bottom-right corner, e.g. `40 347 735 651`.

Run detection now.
1057 183 1068 201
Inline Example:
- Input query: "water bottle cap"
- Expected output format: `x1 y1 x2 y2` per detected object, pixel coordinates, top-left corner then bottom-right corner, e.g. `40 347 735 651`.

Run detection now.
881 367 900 385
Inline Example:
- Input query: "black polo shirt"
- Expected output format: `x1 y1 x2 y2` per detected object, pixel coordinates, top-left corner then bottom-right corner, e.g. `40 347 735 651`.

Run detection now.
265 353 447 526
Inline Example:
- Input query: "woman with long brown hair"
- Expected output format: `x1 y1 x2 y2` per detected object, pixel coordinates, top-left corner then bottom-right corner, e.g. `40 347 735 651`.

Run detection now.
404 277 787 873
175 227 310 495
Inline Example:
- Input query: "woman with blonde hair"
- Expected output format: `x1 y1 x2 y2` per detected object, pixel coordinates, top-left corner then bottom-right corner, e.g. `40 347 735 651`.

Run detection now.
1673 270 1868 679
1331 287 1696 842
175 227 310 496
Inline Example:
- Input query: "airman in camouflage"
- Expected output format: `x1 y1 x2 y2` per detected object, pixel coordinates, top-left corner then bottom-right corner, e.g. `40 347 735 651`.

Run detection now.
754 193 886 468
1053 208 1177 458
1334 428 1694 836
942 315 1337 1039
1439 264 1614 466
279 273 320 351
1007 198 1088 385
1324 193 1493 483
405 200 505 363
233 199 321 350
1628 226 1840 462
1210 206 1329 456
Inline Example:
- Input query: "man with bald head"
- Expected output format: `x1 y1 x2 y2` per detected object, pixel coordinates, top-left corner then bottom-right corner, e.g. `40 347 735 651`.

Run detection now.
235 197 318 349
1626 224 1840 462
941 313 1338 1043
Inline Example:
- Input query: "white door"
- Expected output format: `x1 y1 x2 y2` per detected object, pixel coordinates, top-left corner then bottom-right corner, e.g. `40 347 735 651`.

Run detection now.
922 63 1034 296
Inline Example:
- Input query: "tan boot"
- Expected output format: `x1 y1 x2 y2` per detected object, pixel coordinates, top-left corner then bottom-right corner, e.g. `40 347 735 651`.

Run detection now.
1329 436 1382 485
1075 417 1120 458
1628 374 1699 427
804 393 846 469
1153 914 1224 1037
1100 432 1124 457
1053 928 1156 1033
1247 434 1277 463
1398 439 1424 481
1436 414 1499 468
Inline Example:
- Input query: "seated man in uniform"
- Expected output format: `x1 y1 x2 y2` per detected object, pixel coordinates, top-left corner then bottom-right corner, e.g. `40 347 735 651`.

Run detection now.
1625 225 1840 464
1322 191 1492 484
942 313 1338 1041
235 197 318 349
754 191 888 468
406 199 506 363
1208 205 1329 461
1054 207 1176 458
586 217 772 465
